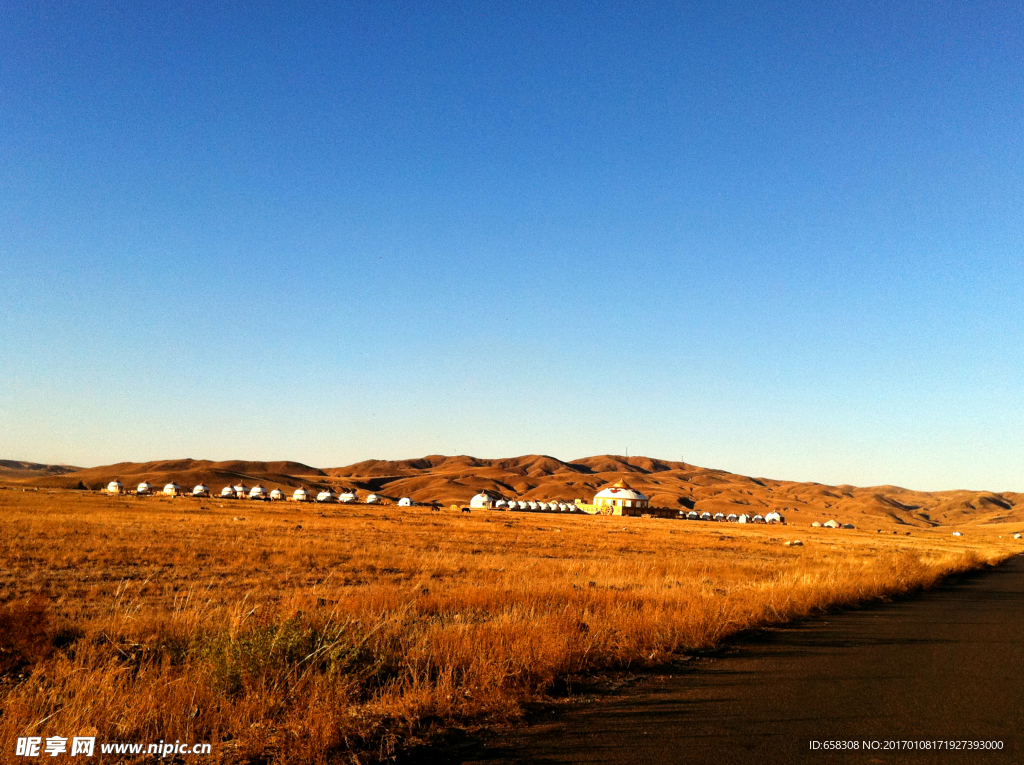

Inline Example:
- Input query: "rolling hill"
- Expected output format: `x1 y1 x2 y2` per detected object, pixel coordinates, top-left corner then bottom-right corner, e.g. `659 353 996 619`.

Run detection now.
3 454 1021 528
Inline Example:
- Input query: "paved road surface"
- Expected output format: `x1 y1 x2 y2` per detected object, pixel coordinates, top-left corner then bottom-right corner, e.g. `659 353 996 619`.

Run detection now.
447 554 1024 765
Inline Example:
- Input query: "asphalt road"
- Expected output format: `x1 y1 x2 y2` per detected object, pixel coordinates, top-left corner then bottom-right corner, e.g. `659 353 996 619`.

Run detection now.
449 554 1024 765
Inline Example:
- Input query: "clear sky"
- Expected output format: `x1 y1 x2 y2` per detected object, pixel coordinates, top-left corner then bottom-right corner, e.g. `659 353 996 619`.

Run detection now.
1 1 1021 491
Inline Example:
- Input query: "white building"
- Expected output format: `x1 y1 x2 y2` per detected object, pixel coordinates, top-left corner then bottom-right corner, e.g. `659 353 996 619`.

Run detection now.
269 489 284 501
593 480 649 512
249 485 267 500
137 481 153 495
233 483 249 499
316 490 336 503
339 490 358 503
292 488 310 502
220 486 235 498
163 482 183 496
765 511 782 523
192 484 210 497
398 497 413 507
106 480 124 495
470 492 496 509
365 493 380 504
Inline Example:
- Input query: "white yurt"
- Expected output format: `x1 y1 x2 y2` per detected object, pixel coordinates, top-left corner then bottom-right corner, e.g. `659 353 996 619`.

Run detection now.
192 484 210 497
470 492 495 509
398 497 413 507
233 483 248 499
292 488 310 502
713 512 726 521
539 502 550 511
687 511 699 520
699 511 712 521
765 511 782 523
738 514 750 523
528 501 539 510
952 531 964 537
495 499 507 509
365 493 380 504
752 514 765 524
593 480 649 511
249 485 267 500
220 485 235 498
727 513 739 522
1015 533 1022 540
339 491 358 503
269 488 284 501
163 482 183 496
137 481 153 495
811 521 822 527
823 519 840 529
316 490 336 503
107 480 124 494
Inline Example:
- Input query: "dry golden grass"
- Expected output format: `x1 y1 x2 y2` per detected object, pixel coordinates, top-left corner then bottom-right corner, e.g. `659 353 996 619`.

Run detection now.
0 488 1017 763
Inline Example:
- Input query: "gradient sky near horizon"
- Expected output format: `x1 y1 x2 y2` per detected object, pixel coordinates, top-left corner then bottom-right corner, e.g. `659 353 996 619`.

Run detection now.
2 1 1022 491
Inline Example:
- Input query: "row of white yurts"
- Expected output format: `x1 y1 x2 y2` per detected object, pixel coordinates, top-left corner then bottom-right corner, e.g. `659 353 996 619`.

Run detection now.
467 479 650 514
105 481 416 506
678 510 785 523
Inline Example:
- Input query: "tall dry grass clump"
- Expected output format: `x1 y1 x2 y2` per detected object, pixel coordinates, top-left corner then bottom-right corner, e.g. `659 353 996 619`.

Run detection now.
0 489 1014 763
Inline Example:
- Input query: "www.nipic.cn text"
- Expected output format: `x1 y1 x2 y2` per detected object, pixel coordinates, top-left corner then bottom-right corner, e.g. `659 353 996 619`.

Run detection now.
15 736 212 757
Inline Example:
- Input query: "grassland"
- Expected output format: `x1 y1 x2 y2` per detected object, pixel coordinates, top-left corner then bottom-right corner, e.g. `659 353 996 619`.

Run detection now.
0 488 1018 763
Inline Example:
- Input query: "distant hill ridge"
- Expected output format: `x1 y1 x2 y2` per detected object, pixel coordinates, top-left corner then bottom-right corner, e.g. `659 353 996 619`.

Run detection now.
2 454 1021 528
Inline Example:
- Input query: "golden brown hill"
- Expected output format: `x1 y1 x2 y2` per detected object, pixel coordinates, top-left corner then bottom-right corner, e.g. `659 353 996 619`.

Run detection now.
0 460 81 481
5 459 332 495
4 453 1021 527
327 454 1024 527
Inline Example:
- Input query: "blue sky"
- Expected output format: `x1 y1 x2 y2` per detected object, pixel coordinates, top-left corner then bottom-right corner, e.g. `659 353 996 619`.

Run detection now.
1 1 1022 490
